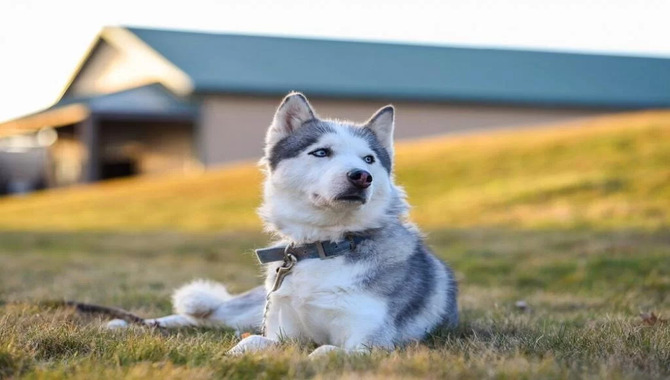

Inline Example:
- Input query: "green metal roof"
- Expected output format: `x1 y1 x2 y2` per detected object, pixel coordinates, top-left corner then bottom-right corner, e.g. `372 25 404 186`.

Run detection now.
127 27 670 109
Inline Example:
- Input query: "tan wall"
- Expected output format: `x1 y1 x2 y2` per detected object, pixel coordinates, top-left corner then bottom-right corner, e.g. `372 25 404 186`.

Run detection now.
199 95 614 166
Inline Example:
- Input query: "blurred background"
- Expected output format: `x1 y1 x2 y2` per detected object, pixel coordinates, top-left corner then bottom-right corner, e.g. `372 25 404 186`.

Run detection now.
0 0 669 193
0 1 669 377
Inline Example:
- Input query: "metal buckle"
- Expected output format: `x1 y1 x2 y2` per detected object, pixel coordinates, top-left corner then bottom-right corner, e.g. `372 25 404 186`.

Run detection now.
315 241 327 259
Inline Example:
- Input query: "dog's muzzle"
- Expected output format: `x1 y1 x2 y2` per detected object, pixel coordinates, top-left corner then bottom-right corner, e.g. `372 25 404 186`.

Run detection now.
334 170 372 204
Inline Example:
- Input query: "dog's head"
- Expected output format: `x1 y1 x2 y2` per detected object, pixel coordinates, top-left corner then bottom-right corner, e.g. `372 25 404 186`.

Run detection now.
259 92 408 242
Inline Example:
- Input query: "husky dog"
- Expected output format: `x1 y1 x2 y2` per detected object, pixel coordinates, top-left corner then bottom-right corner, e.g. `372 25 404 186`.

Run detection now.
108 93 458 357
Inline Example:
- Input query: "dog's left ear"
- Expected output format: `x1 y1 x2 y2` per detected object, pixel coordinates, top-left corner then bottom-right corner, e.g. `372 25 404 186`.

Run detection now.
365 105 395 153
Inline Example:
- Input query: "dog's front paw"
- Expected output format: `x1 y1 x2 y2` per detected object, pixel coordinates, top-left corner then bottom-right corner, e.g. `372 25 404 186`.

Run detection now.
308 345 342 359
227 335 277 356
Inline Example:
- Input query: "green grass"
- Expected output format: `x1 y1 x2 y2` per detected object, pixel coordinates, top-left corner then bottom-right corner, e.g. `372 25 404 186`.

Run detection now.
1 111 670 378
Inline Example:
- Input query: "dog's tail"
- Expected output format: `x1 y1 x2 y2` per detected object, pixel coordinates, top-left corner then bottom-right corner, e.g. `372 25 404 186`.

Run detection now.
172 279 233 317
167 280 266 331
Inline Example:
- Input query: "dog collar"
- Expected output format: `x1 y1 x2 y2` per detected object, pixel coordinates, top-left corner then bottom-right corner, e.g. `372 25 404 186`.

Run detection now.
255 235 367 264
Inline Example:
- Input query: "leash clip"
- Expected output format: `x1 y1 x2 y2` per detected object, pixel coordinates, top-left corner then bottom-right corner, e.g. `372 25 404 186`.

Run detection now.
270 245 298 292
261 245 297 335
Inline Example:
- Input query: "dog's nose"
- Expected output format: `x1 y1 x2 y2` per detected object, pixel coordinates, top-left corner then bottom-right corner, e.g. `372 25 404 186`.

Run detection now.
347 170 373 189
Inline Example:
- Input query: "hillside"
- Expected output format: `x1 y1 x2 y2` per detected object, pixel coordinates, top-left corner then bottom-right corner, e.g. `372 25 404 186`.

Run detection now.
1 110 668 232
1 111 670 379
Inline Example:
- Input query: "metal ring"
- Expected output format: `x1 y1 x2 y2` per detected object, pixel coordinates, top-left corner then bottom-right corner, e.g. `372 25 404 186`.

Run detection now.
285 253 297 268
283 243 295 257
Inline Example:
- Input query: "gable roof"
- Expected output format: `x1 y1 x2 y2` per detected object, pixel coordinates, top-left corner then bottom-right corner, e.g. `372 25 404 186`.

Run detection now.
58 27 193 100
122 26 670 109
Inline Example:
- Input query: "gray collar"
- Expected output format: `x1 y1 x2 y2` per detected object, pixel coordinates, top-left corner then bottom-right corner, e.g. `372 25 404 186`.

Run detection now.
255 235 367 264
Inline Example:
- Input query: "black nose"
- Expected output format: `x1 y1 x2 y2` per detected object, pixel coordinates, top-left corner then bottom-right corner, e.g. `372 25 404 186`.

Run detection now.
347 169 373 189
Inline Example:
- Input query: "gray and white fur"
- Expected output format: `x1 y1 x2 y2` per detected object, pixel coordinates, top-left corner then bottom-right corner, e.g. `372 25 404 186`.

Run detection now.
108 92 458 358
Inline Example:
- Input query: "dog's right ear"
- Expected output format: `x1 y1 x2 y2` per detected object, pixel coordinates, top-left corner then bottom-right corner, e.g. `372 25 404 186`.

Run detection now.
364 105 395 155
267 92 316 144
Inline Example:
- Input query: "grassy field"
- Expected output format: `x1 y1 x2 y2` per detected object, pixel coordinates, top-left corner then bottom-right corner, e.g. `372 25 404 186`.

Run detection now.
1 111 669 379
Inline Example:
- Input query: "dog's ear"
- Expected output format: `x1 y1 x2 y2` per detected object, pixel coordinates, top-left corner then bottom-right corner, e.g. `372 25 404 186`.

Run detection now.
267 92 316 143
365 105 395 153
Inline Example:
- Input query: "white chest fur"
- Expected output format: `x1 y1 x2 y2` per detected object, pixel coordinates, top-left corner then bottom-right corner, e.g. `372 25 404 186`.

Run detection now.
265 257 388 348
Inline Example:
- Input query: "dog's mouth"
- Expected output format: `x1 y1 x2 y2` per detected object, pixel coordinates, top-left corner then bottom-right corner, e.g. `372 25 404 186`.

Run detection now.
334 192 367 204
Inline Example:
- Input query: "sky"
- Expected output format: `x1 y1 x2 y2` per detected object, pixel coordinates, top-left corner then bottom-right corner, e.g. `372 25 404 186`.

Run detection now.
1 0 669 123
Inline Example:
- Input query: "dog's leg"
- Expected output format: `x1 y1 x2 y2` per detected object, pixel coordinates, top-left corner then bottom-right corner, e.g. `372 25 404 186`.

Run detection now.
308 305 395 358
308 345 342 358
227 293 307 355
226 293 280 356
227 335 279 356
263 295 304 342
308 344 372 359
307 295 393 358
308 333 394 358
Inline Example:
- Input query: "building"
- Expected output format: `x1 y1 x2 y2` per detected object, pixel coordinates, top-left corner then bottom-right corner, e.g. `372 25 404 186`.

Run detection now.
1 26 669 193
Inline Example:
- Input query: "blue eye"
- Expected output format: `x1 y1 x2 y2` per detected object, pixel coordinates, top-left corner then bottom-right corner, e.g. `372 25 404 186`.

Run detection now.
309 148 331 158
363 155 375 164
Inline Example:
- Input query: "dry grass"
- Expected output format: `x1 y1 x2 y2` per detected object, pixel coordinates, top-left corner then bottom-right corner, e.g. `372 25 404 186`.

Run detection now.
1 110 670 378
1 110 669 232
1 229 668 379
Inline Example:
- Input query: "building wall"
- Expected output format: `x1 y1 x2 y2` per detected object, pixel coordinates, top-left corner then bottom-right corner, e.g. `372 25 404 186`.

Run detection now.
199 95 615 166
